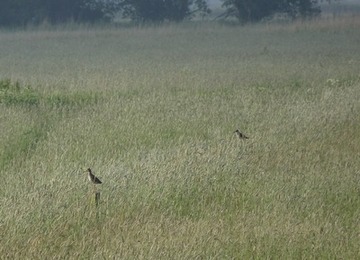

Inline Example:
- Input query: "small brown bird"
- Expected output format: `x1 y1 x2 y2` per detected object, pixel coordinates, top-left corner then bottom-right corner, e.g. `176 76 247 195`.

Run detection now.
85 168 102 184
234 129 249 139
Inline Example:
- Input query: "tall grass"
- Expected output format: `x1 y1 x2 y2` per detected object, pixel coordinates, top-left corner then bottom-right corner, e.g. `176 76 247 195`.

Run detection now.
0 17 359 258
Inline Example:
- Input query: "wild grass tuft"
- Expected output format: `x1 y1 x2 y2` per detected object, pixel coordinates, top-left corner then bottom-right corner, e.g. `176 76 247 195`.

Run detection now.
0 79 40 106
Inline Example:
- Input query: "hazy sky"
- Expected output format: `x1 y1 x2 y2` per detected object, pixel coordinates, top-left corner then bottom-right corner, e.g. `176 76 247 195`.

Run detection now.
208 0 222 8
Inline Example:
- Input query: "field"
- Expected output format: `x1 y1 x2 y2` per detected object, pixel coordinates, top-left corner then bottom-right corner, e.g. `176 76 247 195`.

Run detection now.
1 16 360 258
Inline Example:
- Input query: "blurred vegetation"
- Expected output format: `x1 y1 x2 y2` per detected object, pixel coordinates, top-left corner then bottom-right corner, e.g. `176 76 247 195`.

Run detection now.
221 0 322 23
0 0 210 26
0 0 347 27
0 0 115 26
0 79 100 108
0 79 40 106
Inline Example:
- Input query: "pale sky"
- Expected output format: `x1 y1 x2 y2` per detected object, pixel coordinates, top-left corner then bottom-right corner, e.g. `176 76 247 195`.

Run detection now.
208 0 222 8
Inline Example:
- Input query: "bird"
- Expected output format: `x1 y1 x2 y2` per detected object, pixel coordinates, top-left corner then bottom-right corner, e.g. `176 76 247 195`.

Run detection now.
234 129 249 139
85 168 102 184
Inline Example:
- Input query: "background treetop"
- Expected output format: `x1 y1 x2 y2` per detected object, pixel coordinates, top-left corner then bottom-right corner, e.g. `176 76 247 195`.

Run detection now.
0 0 331 27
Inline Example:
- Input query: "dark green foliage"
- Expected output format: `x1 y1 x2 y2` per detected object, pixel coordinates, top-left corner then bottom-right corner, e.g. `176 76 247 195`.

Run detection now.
0 0 118 27
282 0 321 19
221 0 321 24
0 0 41 26
0 0 210 26
120 0 210 23
41 0 113 24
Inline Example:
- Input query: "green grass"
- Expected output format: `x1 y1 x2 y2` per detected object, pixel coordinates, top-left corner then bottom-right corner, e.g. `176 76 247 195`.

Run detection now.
0 18 360 258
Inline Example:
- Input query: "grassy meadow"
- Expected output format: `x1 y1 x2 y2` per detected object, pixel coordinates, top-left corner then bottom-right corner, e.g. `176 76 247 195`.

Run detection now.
1 17 360 258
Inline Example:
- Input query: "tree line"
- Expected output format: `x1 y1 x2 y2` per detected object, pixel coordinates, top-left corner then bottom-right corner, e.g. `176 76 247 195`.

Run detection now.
0 0 330 27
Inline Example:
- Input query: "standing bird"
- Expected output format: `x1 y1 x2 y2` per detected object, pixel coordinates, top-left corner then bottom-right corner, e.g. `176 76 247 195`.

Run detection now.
234 129 249 139
85 168 102 184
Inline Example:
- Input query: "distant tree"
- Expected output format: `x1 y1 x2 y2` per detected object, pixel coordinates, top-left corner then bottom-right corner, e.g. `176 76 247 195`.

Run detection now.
40 0 116 23
119 0 210 23
0 0 119 27
221 0 322 24
282 0 321 19
0 0 43 26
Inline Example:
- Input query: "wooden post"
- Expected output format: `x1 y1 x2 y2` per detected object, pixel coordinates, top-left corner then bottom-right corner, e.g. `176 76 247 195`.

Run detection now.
95 191 100 207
